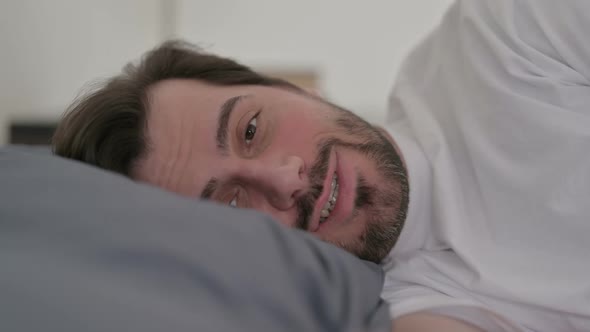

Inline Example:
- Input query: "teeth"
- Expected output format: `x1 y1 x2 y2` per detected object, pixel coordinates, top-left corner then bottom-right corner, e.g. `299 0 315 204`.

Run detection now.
319 174 339 224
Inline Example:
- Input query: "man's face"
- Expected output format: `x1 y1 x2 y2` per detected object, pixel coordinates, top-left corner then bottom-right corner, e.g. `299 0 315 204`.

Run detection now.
135 79 408 263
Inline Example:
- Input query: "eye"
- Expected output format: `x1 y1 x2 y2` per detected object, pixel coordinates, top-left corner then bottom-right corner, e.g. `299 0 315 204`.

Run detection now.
244 116 257 145
229 195 238 208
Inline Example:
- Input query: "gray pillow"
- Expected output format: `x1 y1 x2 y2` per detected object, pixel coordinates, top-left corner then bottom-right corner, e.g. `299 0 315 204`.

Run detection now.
0 146 391 332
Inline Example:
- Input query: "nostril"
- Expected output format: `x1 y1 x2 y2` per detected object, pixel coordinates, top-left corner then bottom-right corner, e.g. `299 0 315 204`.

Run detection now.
287 155 305 180
291 189 303 202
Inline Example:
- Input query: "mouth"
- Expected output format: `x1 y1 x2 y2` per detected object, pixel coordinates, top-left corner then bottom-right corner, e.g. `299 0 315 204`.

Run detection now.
319 174 339 224
310 149 342 232
307 146 359 233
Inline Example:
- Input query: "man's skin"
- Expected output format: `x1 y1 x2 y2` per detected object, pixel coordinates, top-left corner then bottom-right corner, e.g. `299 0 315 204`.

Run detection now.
130 79 486 331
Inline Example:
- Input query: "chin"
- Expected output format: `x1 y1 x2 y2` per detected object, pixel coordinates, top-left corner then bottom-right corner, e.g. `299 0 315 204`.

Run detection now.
326 206 401 264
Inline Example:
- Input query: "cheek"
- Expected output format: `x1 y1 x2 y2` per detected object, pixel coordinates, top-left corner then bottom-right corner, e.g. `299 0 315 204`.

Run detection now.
276 104 336 137
254 203 298 228
272 116 324 153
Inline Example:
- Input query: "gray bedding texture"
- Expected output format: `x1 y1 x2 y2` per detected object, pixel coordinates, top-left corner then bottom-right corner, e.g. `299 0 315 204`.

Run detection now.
0 146 391 332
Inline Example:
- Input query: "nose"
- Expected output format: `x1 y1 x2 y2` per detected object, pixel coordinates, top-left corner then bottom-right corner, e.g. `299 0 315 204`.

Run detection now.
248 155 306 210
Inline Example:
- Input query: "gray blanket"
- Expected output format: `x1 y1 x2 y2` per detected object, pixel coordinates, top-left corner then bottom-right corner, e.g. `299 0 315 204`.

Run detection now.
0 146 391 332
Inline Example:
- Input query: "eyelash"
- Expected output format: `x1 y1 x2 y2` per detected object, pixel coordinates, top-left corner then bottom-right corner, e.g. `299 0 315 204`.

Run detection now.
244 112 260 146
228 187 250 208
229 194 238 208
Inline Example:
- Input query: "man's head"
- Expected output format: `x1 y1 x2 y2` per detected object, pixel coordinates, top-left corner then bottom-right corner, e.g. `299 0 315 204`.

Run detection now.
53 40 409 263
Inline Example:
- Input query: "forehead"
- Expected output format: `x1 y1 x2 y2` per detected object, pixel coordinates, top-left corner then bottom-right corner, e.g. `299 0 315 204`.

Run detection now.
145 78 305 127
136 80 240 192
147 79 238 132
143 79 317 146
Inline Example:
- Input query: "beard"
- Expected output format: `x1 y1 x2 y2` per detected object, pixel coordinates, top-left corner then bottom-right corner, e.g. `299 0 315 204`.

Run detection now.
293 103 409 263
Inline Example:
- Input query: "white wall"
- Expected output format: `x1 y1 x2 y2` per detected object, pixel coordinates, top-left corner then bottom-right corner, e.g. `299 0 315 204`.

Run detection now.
175 0 452 122
0 0 452 144
0 0 162 144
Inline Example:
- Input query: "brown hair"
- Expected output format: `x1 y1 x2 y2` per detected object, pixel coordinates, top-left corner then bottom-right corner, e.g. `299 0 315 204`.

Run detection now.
52 40 299 176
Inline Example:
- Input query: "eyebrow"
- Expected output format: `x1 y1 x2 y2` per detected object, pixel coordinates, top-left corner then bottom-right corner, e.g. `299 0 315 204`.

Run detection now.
216 95 245 153
202 95 245 200
200 177 219 199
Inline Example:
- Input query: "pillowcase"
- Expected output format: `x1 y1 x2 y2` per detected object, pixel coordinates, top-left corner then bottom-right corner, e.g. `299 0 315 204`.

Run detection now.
0 145 391 332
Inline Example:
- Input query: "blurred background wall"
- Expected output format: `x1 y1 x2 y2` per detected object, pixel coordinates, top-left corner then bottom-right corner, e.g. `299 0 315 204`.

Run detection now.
0 0 452 145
